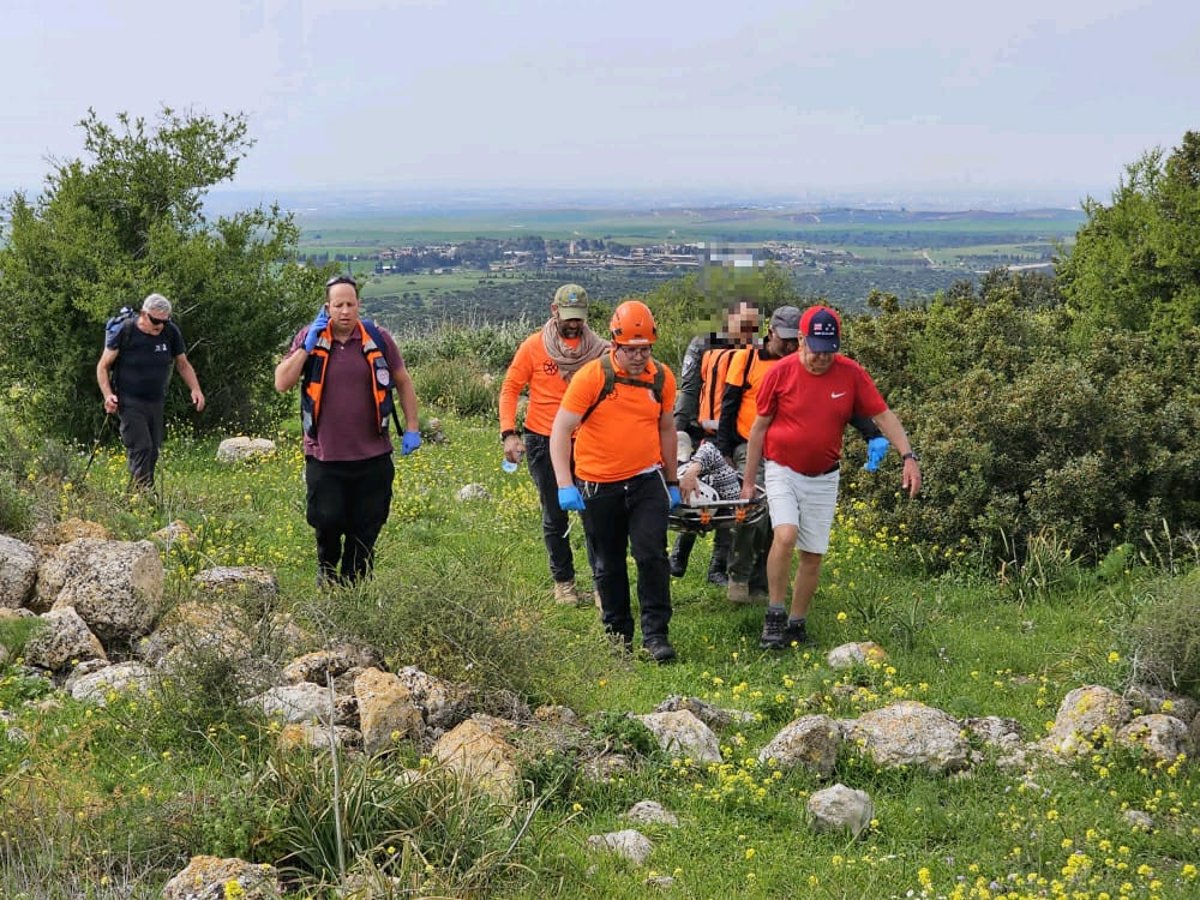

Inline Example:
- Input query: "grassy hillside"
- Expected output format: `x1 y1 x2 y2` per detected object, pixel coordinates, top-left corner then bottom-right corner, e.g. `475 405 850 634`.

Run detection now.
2 401 1198 897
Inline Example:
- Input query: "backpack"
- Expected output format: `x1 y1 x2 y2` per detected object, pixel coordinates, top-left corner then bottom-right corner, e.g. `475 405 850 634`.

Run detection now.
104 306 138 351
580 352 666 423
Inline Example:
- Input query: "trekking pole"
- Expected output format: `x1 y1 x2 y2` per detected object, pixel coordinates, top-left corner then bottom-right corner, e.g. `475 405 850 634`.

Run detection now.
82 413 113 479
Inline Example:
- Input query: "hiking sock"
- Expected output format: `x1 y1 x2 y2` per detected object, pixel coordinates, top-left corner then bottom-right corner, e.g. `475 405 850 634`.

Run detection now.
788 615 806 628
768 602 787 614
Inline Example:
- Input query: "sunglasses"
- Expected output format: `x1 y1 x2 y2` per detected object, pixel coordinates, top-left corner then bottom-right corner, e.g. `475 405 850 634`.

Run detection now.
147 314 169 326
325 275 358 289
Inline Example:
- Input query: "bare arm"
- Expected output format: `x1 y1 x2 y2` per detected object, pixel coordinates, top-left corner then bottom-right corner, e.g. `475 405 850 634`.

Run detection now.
549 408 583 488
658 408 678 483
174 354 206 412
97 348 120 414
274 347 308 392
393 365 420 432
739 413 772 500
871 408 921 497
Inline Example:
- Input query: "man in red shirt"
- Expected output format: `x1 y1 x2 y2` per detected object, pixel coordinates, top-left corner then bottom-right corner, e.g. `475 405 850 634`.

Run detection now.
739 305 921 649
498 284 608 605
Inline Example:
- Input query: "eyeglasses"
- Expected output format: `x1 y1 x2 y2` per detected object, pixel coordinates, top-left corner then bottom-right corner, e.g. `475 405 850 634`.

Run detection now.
147 314 169 326
325 275 358 289
616 345 652 357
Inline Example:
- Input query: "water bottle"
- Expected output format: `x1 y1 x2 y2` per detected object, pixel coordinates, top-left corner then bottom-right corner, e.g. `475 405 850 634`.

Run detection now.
501 455 521 474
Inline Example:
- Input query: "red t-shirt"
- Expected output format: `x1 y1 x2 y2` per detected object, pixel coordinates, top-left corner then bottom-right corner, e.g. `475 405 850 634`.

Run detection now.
757 354 887 475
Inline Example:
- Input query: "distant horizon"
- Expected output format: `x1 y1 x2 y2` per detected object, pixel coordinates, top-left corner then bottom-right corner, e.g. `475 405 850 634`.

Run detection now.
199 184 1098 217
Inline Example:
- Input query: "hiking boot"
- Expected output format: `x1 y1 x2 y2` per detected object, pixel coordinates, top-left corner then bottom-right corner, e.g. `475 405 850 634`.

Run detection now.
554 580 581 606
643 638 677 664
781 621 811 648
759 608 787 650
668 553 687 578
727 580 751 604
707 553 729 586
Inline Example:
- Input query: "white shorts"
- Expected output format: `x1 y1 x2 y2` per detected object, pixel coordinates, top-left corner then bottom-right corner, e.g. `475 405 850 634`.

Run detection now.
763 460 839 555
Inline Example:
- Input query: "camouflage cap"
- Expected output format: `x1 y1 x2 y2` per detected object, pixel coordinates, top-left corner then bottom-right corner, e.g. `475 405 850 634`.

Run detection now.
553 284 589 319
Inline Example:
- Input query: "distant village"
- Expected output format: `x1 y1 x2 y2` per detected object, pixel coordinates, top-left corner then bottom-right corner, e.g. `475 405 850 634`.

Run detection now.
300 238 879 278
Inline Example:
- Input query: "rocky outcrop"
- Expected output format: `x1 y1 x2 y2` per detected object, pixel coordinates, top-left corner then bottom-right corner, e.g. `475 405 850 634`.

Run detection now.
40 538 163 643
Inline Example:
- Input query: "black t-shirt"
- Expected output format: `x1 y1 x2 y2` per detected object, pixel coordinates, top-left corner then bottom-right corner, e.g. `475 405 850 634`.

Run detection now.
108 321 186 402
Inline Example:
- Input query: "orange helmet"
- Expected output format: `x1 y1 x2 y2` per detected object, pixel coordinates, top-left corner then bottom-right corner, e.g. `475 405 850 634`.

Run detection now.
609 299 657 346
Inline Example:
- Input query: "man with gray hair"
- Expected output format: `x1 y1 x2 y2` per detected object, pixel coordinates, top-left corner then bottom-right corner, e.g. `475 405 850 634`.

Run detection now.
96 293 206 488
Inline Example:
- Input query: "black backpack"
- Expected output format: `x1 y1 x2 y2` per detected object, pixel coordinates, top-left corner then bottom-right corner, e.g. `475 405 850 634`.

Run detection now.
104 306 138 351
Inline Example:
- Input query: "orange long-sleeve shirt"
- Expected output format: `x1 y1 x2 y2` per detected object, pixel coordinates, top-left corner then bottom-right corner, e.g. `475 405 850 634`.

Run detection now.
499 330 578 436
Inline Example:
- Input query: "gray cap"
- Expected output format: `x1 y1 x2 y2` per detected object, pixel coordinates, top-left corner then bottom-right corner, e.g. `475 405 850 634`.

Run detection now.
769 306 801 339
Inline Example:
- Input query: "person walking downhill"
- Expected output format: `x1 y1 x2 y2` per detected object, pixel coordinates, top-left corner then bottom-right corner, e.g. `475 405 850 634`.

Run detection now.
739 305 921 649
95 293 205 490
670 299 760 585
274 275 422 586
498 284 608 606
550 300 681 663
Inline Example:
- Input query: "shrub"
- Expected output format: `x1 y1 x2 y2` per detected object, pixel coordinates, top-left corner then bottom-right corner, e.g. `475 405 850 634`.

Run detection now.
411 356 498 418
1129 571 1200 699
298 545 616 710
0 471 33 535
843 293 1200 568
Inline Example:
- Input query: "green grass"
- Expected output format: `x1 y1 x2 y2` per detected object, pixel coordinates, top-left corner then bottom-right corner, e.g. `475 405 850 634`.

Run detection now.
2 409 1198 897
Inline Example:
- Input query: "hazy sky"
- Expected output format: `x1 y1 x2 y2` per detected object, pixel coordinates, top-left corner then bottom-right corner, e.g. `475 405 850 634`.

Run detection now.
4 0 1198 203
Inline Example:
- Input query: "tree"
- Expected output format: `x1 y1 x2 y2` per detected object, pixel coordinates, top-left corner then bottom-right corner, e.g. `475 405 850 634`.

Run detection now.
0 108 325 443
1058 130 1200 335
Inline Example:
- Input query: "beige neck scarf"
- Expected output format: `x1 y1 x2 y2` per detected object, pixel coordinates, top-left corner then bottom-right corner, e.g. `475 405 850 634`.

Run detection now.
541 318 609 381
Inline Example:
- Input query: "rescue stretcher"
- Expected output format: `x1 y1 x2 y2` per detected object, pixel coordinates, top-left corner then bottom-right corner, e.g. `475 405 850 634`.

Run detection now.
667 483 768 535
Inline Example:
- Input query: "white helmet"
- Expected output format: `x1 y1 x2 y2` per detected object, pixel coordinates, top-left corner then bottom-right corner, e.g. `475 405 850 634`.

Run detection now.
687 480 721 506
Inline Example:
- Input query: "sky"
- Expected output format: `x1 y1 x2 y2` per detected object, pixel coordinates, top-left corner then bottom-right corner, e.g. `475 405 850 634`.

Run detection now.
4 0 1199 207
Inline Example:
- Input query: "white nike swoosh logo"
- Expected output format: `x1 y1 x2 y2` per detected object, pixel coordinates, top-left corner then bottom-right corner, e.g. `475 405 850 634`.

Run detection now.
831 391 847 399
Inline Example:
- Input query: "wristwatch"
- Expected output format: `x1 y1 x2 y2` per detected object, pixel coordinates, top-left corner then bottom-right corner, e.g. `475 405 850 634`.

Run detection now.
901 451 920 462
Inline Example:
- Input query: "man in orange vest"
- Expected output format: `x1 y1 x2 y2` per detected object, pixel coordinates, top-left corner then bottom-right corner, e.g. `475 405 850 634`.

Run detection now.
716 306 802 603
274 275 421 586
499 284 609 605
551 300 681 663
670 300 760 584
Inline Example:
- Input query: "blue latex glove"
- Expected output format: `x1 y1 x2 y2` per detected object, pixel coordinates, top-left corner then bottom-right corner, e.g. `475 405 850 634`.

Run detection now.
864 436 890 472
401 430 422 456
303 307 330 352
668 485 683 508
558 485 585 511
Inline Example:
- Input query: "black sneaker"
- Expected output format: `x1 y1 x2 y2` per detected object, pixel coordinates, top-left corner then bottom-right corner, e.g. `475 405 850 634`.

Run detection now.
643 638 677 664
668 555 686 578
707 569 729 587
759 608 787 650
781 621 810 647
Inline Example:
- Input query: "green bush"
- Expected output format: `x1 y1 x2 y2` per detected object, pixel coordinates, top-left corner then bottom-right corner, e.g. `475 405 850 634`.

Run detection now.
843 289 1200 568
411 356 498 418
1129 571 1200 699
0 471 33 535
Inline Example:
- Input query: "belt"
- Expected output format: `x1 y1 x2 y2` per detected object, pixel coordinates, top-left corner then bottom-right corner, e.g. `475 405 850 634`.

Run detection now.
800 463 841 477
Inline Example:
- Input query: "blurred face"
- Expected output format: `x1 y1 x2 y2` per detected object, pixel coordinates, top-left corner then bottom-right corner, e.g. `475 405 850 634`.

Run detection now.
614 343 652 375
553 307 584 339
326 283 361 329
800 341 835 375
726 303 760 345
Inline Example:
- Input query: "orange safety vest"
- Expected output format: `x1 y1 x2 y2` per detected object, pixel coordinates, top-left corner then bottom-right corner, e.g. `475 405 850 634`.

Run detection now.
301 319 397 438
698 347 736 434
